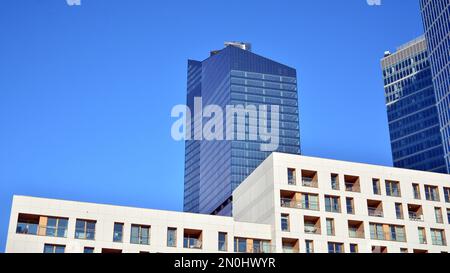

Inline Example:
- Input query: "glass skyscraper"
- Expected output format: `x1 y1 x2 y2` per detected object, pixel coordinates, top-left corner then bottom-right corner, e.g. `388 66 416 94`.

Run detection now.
184 43 301 215
420 0 450 173
381 37 447 173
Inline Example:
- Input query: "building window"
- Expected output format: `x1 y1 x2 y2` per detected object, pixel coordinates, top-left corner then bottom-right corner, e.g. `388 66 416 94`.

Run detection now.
372 179 381 195
113 223 123 243
281 214 290 232
435 207 444 223
430 229 446 246
234 237 247 253
83 247 94 253
395 203 404 220
75 219 96 240
350 244 358 253
44 244 65 253
130 225 150 245
305 240 314 253
400 248 408 253
331 174 339 190
287 168 296 185
425 185 440 201
328 242 344 253
326 218 335 236
385 180 401 197
413 184 421 199
253 240 270 253
447 209 450 224
418 227 427 244
346 198 354 214
444 187 450 203
218 232 227 252
167 227 177 247
46 217 68 238
325 195 341 213
344 175 360 192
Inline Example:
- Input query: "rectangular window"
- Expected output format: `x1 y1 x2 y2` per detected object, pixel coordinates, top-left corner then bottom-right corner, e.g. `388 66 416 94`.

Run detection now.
413 184 421 199
167 227 177 247
425 185 440 201
346 198 354 214
325 195 340 213
435 207 444 223
305 240 314 253
234 238 247 253
83 247 94 253
75 219 96 240
370 223 385 240
326 218 335 236
45 217 68 238
350 244 358 253
431 229 446 246
281 214 290 232
331 174 339 190
44 244 65 253
373 179 381 195
130 225 150 245
418 227 427 244
395 203 404 219
113 223 123 243
328 242 344 253
385 180 401 197
218 232 227 252
444 187 450 203
447 209 450 224
287 168 296 185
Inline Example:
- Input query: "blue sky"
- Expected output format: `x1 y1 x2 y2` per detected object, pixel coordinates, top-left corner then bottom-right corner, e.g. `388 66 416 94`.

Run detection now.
0 0 424 251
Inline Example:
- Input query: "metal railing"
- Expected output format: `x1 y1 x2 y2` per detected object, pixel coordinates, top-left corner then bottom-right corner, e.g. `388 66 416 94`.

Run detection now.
368 207 384 217
302 177 317 188
184 238 202 249
280 198 319 211
130 236 150 245
16 223 68 238
304 225 319 234
409 212 424 221
370 231 406 242
282 247 300 253
75 229 96 240
349 229 365 239
288 178 296 185
345 183 360 192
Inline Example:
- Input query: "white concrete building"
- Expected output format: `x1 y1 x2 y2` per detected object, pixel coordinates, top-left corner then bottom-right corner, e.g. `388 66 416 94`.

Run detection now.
6 153 450 253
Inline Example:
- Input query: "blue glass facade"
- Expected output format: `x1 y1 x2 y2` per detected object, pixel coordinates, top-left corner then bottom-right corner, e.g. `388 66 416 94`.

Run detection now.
420 0 450 173
381 37 447 173
184 45 301 215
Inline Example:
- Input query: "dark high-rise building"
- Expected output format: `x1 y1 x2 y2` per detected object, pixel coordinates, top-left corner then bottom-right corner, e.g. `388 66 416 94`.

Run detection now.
381 37 447 173
420 0 450 173
184 42 301 216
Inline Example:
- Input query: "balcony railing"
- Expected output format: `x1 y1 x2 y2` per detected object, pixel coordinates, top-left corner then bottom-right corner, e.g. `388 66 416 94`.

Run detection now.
282 247 300 253
16 223 68 238
304 225 319 234
288 178 296 185
409 212 424 221
302 177 317 188
184 238 202 249
370 231 406 242
281 198 319 211
368 208 384 217
345 183 360 192
75 229 96 240
349 229 365 239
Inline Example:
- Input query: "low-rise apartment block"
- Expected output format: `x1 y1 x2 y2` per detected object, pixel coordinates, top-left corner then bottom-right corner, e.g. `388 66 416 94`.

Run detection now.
6 153 450 253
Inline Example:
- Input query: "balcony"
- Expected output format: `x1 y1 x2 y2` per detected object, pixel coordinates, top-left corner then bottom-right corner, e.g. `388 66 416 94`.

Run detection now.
281 198 319 211
282 238 299 253
348 220 365 239
408 204 424 222
301 170 318 188
304 216 321 235
367 200 383 217
184 229 203 249
16 214 68 238
344 175 361 193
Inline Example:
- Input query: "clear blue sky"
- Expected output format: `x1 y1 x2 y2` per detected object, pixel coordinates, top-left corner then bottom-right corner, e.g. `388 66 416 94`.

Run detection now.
0 0 424 251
